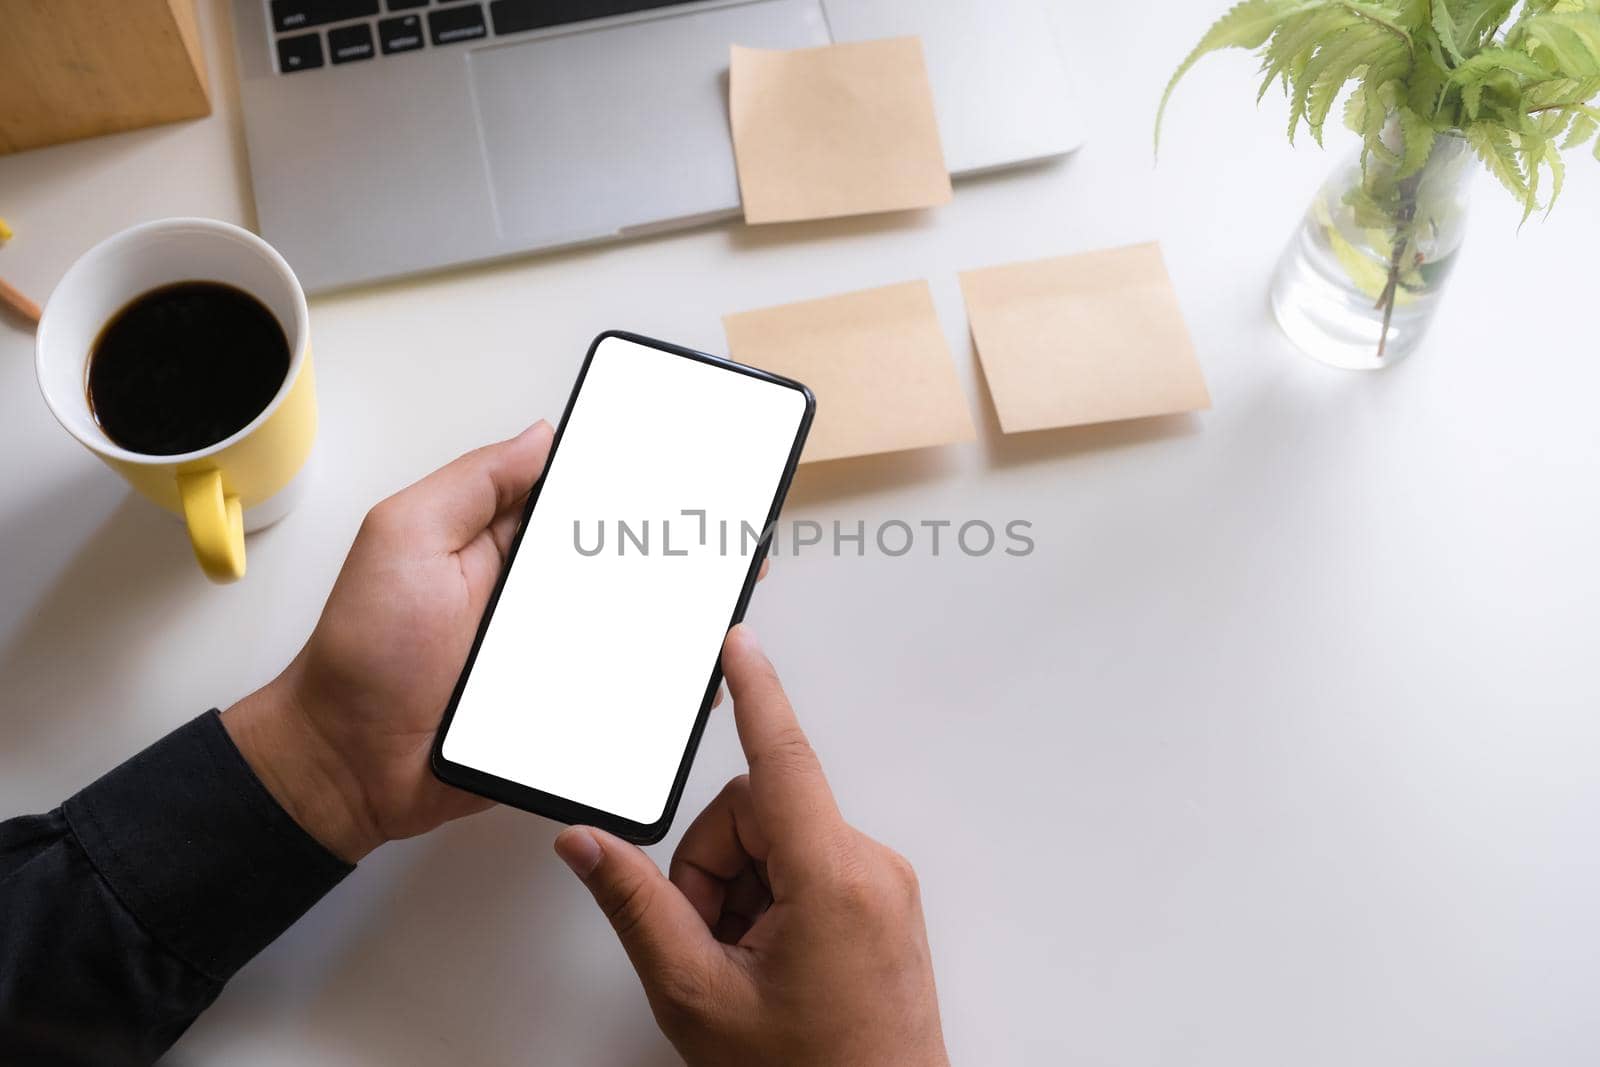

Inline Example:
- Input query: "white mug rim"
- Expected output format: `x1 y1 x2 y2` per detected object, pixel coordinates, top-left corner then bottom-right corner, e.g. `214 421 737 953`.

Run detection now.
35 217 311 468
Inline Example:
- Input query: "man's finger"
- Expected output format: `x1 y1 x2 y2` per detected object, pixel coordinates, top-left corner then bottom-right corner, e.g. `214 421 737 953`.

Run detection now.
721 626 841 852
710 563 768 708
669 775 771 929
554 827 725 999
403 421 552 550
487 494 531 561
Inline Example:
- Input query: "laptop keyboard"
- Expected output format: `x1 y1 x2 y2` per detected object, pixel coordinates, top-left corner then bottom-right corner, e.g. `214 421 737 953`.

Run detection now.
271 0 697 74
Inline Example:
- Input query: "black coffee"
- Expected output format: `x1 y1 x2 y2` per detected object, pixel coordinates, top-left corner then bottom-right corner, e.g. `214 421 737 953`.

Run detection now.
88 281 290 456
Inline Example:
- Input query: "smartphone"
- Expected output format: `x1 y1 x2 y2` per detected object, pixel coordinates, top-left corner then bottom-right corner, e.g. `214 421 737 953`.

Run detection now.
431 331 814 843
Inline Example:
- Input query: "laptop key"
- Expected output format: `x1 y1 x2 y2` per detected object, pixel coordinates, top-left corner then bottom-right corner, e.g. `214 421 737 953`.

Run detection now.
277 33 325 73
387 0 428 9
378 14 426 53
328 23 376 63
428 4 487 45
271 0 379 33
489 0 692 36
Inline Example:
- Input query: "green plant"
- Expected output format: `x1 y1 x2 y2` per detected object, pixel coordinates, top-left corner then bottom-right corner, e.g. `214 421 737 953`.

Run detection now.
1157 0 1600 354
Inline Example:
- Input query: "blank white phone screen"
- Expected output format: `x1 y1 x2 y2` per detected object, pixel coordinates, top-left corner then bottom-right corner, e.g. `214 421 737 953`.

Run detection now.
441 335 808 825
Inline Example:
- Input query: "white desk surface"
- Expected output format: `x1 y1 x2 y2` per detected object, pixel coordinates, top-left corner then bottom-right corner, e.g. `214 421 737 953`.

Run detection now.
4 2 1599 1064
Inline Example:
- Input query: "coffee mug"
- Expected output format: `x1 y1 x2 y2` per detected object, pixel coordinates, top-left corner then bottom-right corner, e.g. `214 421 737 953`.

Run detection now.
36 218 317 583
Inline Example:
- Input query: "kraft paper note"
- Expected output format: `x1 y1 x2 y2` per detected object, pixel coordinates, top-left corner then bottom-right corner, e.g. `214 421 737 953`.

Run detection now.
729 38 953 224
958 243 1211 434
723 281 976 463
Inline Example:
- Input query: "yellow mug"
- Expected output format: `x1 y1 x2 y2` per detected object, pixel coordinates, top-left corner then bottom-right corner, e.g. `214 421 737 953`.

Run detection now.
36 218 316 583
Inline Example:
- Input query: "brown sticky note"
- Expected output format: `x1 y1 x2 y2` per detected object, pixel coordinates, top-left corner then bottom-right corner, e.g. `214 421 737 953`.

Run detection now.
729 38 953 225
723 281 976 463
958 243 1211 434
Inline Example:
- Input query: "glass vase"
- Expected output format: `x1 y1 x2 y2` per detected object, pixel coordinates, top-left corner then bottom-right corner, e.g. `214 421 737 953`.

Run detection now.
1270 128 1474 370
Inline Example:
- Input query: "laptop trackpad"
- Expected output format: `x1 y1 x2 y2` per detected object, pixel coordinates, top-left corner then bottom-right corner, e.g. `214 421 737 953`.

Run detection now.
469 0 828 244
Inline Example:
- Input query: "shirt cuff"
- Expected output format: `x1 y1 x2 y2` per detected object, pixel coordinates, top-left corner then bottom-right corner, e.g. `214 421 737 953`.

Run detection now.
62 710 353 983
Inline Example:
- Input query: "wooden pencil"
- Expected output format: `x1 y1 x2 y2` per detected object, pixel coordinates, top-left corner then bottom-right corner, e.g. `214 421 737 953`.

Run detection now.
0 275 41 326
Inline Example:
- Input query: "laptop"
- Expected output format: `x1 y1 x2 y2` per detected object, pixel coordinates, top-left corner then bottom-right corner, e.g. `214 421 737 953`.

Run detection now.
231 0 1085 293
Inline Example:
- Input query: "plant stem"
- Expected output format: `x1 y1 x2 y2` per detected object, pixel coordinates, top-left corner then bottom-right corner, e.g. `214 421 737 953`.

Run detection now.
1525 101 1592 115
1374 170 1423 359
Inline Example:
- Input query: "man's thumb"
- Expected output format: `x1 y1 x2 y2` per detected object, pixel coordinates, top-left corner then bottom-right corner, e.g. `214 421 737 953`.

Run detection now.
554 826 718 983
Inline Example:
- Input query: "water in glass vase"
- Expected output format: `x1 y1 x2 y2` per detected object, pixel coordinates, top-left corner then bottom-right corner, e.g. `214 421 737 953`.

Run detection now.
1271 130 1473 370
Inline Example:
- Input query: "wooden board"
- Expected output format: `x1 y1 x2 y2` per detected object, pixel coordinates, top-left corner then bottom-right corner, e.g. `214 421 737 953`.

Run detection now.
0 0 211 154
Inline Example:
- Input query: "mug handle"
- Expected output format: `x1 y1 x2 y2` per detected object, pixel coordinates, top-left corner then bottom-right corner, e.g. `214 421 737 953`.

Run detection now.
178 469 246 583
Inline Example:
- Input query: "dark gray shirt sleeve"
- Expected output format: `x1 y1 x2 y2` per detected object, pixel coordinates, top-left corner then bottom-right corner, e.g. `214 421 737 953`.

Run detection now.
0 710 352 1065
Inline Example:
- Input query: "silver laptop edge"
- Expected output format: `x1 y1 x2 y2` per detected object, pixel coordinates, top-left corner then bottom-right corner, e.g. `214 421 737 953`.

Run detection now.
232 0 1085 293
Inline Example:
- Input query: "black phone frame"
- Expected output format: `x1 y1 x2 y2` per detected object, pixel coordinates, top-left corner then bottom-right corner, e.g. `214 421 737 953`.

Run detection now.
430 330 815 844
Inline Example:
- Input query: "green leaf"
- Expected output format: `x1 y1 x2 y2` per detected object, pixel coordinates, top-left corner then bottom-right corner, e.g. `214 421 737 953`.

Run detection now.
1297 26 1395 142
1262 8 1358 103
1445 46 1552 85
1157 0 1330 153
1408 45 1451 114
1517 12 1600 77
1466 120 1530 203
1564 111 1600 147
1157 0 1600 224
1543 136 1567 213
1432 0 1465 63
1396 104 1438 175
1337 1 1418 51
1519 131 1546 221
1458 1 1521 49
1524 74 1600 107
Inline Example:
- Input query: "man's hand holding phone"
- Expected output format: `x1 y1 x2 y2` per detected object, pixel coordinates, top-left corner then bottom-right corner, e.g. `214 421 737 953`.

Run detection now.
222 411 948 1062
223 420 557 863
555 626 951 1067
